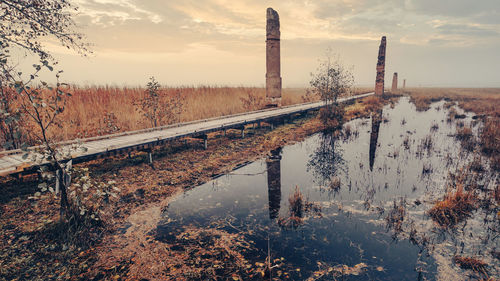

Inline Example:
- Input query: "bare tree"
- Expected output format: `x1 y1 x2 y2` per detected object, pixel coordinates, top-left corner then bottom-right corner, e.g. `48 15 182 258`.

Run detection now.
136 77 184 128
310 51 354 129
0 0 89 217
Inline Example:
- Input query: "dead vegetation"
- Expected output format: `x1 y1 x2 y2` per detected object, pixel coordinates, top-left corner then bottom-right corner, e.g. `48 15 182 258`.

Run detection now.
385 198 406 236
480 118 500 171
406 88 500 116
453 256 488 272
408 88 500 171
0 86 308 145
428 184 478 227
278 186 321 229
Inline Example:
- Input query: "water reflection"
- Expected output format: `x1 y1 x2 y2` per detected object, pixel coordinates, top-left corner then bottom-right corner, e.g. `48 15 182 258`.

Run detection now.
266 147 281 220
369 110 383 171
129 97 498 280
307 131 345 187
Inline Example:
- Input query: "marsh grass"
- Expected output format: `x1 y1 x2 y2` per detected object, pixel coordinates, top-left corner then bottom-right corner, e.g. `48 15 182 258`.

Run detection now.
428 184 478 227
3 86 376 145
278 186 321 229
385 198 406 236
453 256 488 273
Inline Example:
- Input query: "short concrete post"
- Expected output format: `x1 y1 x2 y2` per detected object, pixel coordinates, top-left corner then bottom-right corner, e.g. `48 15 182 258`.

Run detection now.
241 127 245 138
148 151 153 164
204 138 208 150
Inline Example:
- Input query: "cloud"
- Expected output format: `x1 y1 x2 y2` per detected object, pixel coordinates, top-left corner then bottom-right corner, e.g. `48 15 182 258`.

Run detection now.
75 0 163 26
435 23 498 37
406 0 499 18
46 0 500 87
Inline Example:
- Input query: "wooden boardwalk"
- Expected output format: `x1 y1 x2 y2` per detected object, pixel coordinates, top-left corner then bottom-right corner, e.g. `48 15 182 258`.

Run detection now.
0 93 374 176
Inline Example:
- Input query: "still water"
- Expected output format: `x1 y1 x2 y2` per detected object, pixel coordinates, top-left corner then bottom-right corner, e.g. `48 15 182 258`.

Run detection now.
142 97 498 280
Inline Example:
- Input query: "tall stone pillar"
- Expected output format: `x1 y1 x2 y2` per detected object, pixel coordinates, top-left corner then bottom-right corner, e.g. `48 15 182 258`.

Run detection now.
392 72 398 92
403 79 406 89
266 8 281 107
375 36 386 95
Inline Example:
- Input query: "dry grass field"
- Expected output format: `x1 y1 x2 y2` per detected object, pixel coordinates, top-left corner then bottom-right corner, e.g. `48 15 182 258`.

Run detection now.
59 86 305 141
9 86 372 144
404 87 500 115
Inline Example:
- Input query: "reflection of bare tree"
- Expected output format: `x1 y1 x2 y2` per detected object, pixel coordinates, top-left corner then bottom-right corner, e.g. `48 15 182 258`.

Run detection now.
369 110 383 171
266 148 282 220
307 131 345 187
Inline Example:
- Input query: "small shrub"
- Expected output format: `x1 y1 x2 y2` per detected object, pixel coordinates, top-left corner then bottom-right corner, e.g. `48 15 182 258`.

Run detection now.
240 91 265 111
319 104 345 130
278 186 321 229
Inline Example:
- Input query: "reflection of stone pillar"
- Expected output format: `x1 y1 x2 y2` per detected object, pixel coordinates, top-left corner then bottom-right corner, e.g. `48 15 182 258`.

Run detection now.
369 111 382 171
403 79 406 89
266 147 281 220
392 72 398 92
375 36 386 95
266 8 282 107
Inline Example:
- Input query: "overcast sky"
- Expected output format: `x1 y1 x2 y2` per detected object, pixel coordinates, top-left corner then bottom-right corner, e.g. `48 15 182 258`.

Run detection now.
35 0 500 87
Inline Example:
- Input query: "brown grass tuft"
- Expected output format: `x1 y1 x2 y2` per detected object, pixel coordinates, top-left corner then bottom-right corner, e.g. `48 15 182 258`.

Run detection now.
453 256 488 272
278 186 321 229
428 185 478 227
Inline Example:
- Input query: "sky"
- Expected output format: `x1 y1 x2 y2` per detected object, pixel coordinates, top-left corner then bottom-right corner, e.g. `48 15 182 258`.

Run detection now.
26 0 500 87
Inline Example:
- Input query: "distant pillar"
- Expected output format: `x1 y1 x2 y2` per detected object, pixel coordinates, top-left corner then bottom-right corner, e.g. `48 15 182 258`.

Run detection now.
392 72 398 92
375 36 386 95
403 79 406 89
266 8 282 107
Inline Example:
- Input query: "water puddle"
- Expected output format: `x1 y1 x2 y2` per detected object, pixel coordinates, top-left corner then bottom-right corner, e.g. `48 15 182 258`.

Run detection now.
116 97 498 280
